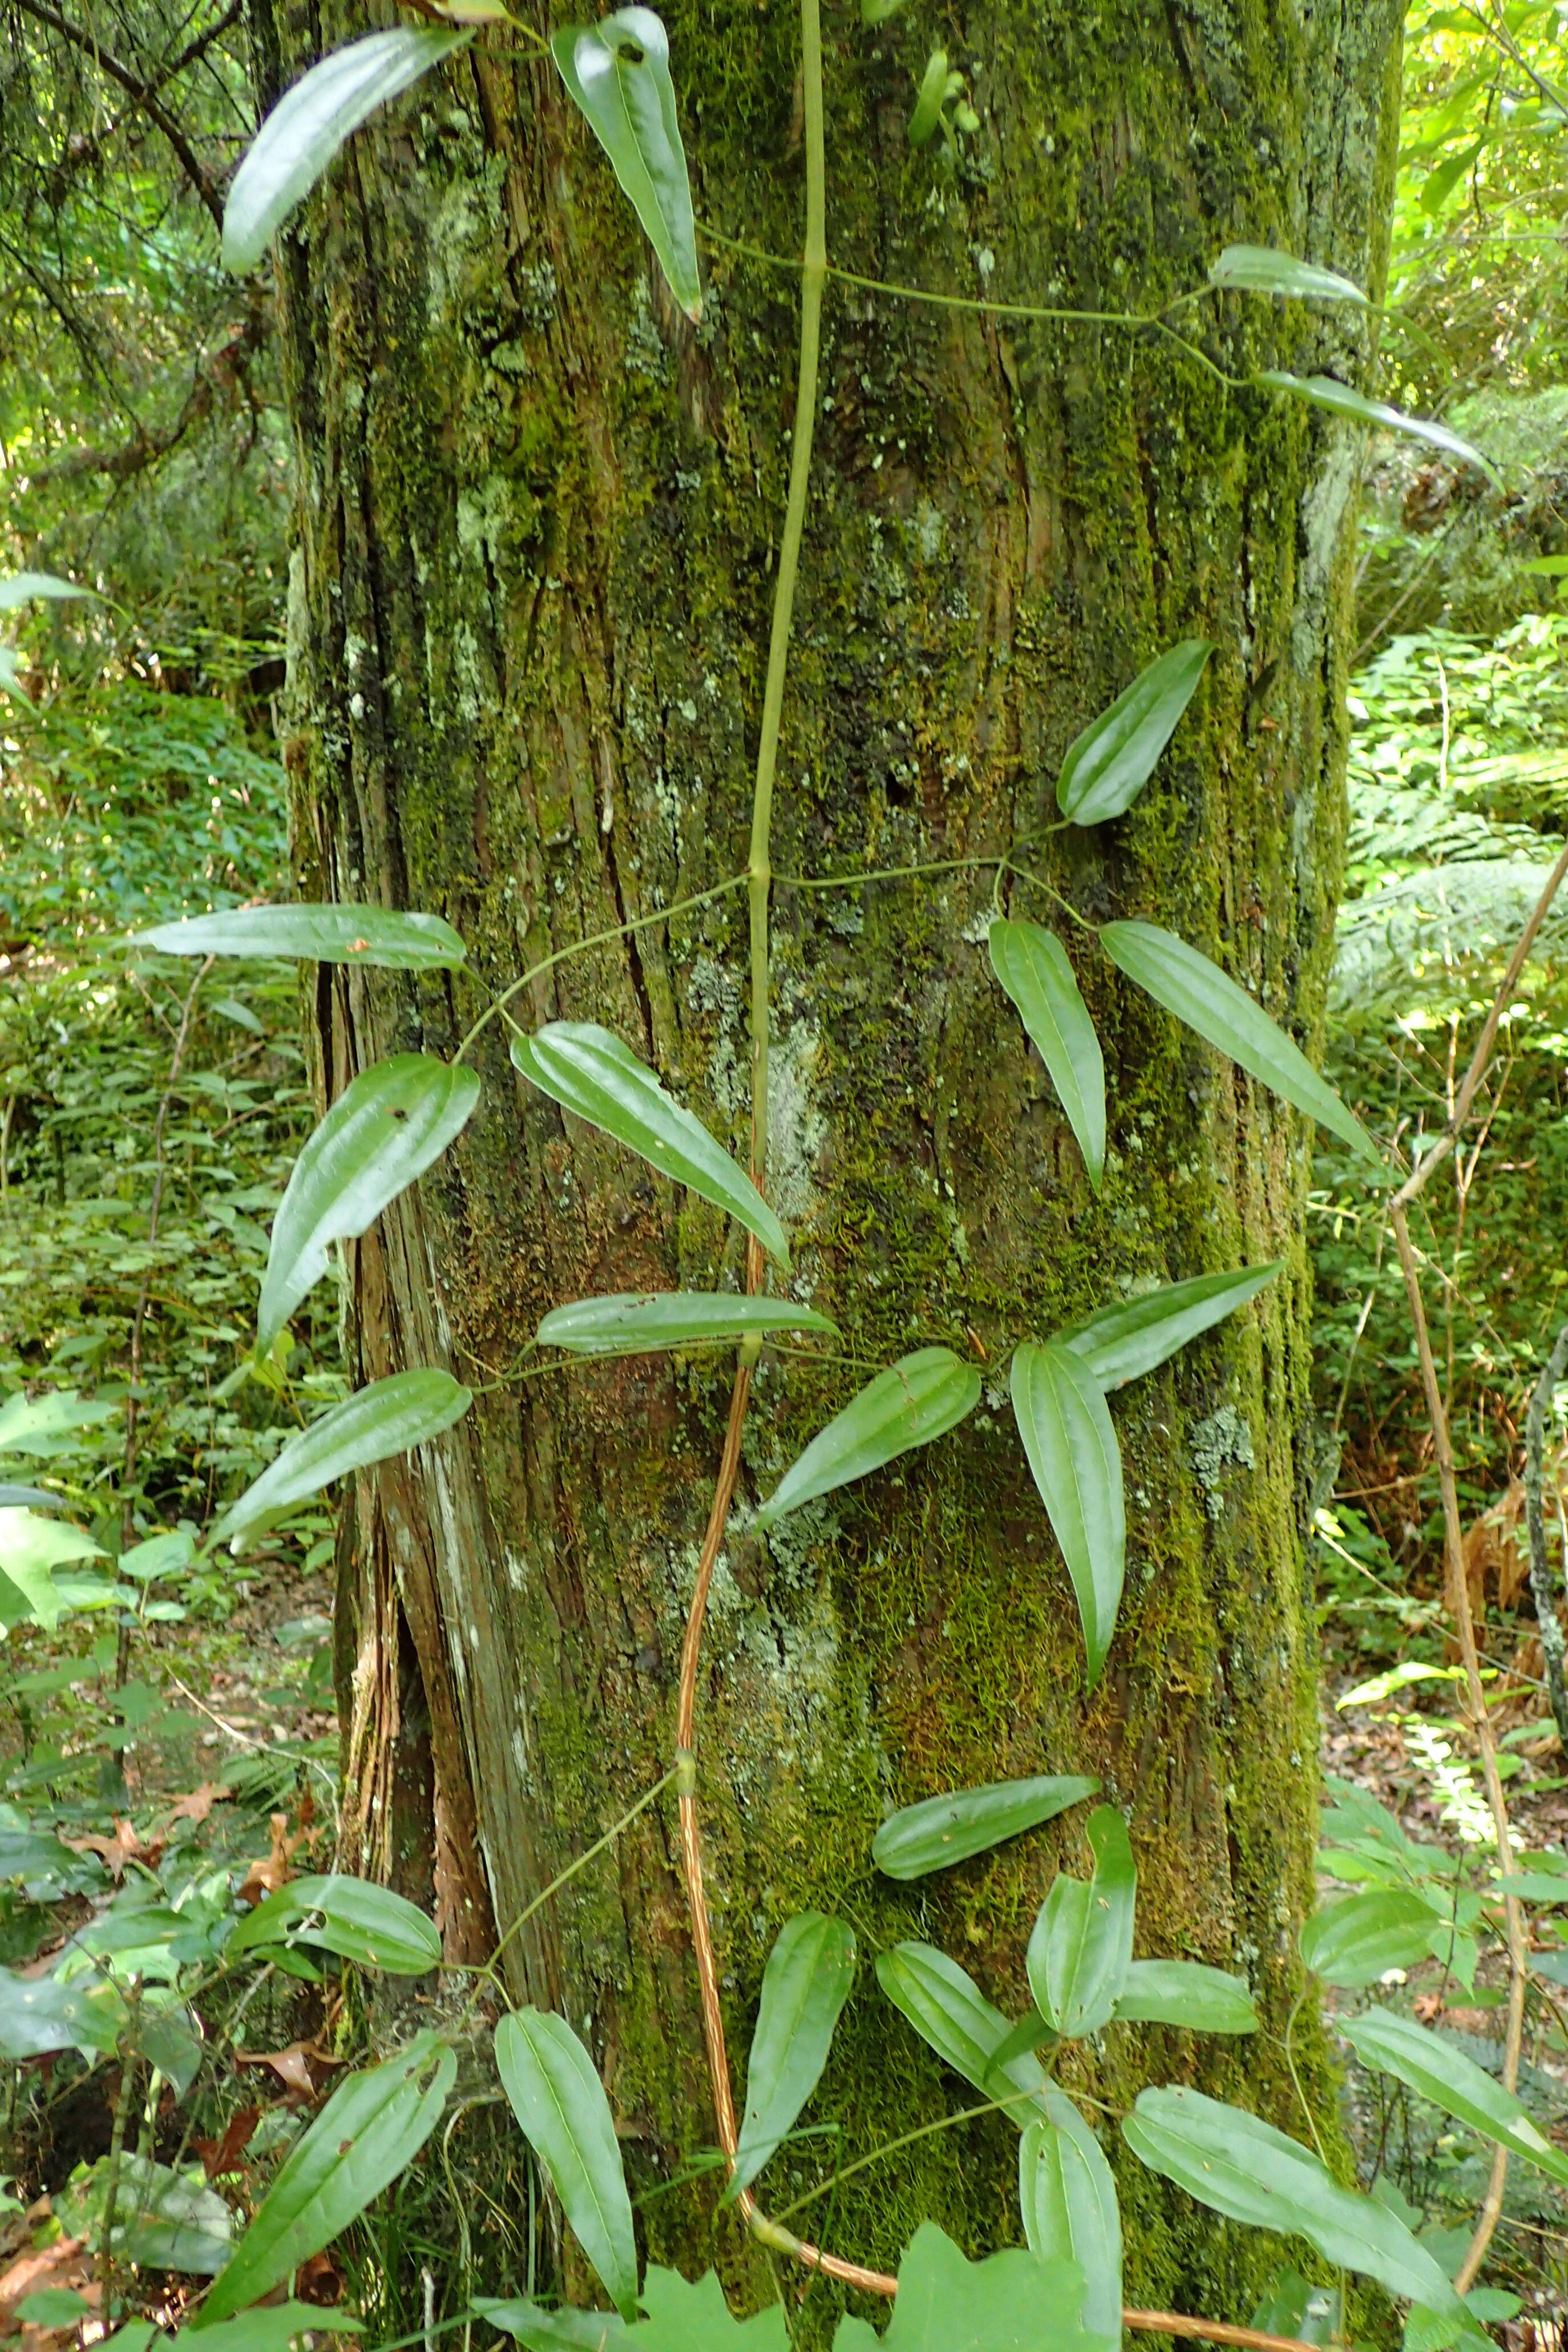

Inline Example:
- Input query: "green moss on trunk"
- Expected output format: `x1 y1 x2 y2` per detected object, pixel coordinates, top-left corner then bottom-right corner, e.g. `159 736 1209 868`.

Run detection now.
251 0 1402 2324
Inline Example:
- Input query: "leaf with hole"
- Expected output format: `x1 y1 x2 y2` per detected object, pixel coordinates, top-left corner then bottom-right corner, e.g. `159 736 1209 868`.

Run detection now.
1019 2094 1122 2338
755 1347 980 1529
0 1964 126 2059
1123 2085 1467 2319
538 1292 837 1357
875 1942 1047 2115
1209 246 1367 304
833 2221 1098 2352
106 2155 235 2274
132 903 467 970
215 1370 471 1550
1110 1959 1256 2034
1027 1806 1135 2039
552 10 700 320
1299 1889 1446 1987
196 2034 454 2323
988 922 1105 1190
258 1056 480 1356
1255 372 1500 488
228 1876 441 1974
1100 920 1378 1163
1056 641 1213 826
512 1023 786 1267
495 2010 638 2321
908 48 949 144
223 30 468 272
1010 1341 1124 1688
872 1773 1098 1882
1060 1263 1283 1391
729 1912 856 2198
0 572 94 608
1341 2007 1568 2186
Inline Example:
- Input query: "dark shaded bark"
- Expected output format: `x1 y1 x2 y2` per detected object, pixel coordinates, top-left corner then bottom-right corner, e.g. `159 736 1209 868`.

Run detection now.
254 0 1402 2318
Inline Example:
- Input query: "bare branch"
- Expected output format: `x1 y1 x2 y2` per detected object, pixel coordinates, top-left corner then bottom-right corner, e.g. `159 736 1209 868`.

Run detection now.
13 0 227 233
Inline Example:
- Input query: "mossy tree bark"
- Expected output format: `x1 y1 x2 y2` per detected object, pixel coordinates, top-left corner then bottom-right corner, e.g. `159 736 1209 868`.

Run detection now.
252 0 1401 2319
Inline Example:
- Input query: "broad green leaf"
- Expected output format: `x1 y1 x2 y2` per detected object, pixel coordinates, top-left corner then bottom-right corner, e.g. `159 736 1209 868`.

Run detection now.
0 1510 103 1629
16 2294 91 2326
1342 2007 1568 2186
228 1874 442 1974
872 1773 1098 1881
1060 1263 1283 1391
755 1347 981 1530
216 1369 472 1549
1209 246 1367 304
0 1388 119 1456
1111 1958 1257 2034
106 2156 235 2274
861 0 908 18
833 2221 1098 2352
120 1529 195 1583
1056 641 1213 826
175 2308 363 2352
0 1963 126 2059
0 1824 106 1898
552 10 701 321
988 922 1105 1190
142 2004 205 2096
875 1942 1047 2113
196 2035 455 2323
1100 920 1377 1163
258 1056 480 1355
1299 1889 1446 1987
1026 1805 1135 2039
512 1023 786 1267
1252 2271 1341 2347
908 48 949 144
0 572 94 608
495 2009 638 2321
1123 2084 1467 2319
223 30 468 273
131 904 467 970
1020 2094 1123 2338
538 1292 837 1357
636 2270 786 2349
1009 1341 1124 1689
1255 371 1501 488
729 1912 856 2198
478 2303 625 2351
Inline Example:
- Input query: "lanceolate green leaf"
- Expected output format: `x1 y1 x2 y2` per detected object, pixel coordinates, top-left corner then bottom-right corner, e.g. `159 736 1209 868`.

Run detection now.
1341 2007 1568 2186
258 1056 480 1356
1111 1959 1257 2034
1060 1263 1283 1391
1255 371 1501 488
228 1875 442 1974
538 1292 838 1357
1100 920 1377 1163
512 1023 786 1267
907 48 949 145
552 9 701 320
755 1348 981 1530
196 2035 455 2324
1123 2084 1467 2319
872 1773 1098 1882
478 2301 625 2350
1010 1341 1124 1688
1209 246 1368 304
988 922 1105 1190
729 1913 856 2199
1057 641 1213 826
0 572 94 608
223 30 468 273
1299 1889 1445 1987
1026 1806 1135 2039
1019 2095 1123 2338
216 1369 472 1549
495 2009 638 2321
131 904 467 970
875 1943 1047 2115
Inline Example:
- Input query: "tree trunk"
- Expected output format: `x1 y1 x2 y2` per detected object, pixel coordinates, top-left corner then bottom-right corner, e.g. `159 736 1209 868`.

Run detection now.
254 0 1401 2315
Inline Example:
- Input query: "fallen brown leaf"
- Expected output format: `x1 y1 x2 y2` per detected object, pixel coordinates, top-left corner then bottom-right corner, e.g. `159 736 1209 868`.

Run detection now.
235 1812 305 1908
194 2105 260 2181
60 1820 143 1879
235 2040 341 2101
0 2234 98 2325
163 1781 231 1828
